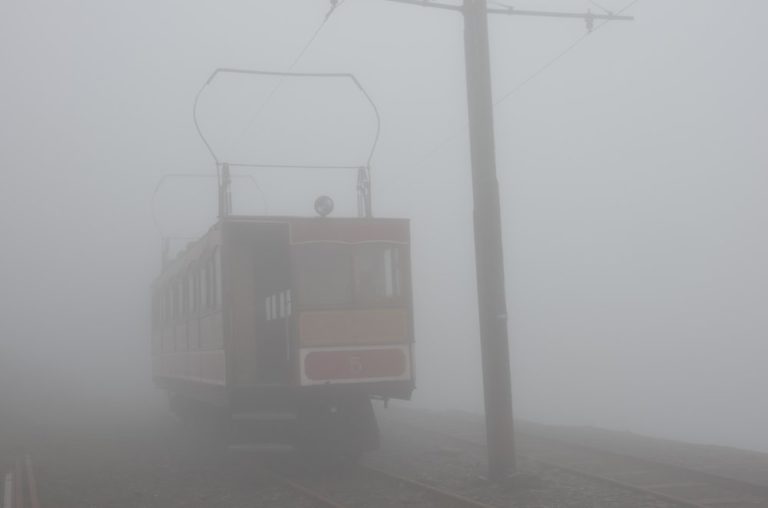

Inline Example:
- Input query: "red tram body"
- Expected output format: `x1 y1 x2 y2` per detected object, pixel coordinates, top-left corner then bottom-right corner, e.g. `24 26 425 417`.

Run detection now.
151 215 414 455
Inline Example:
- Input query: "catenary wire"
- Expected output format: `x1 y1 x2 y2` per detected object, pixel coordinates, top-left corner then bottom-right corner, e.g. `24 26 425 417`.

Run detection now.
188 2 350 228
234 0 348 146
494 0 640 106
590 0 614 15
408 0 642 169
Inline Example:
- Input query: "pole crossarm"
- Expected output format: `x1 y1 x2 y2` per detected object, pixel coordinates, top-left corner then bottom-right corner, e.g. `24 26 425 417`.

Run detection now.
487 7 633 21
382 0 463 12
383 0 634 22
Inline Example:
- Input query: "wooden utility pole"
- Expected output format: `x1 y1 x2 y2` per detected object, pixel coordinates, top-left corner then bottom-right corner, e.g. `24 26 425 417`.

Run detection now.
383 0 634 482
462 0 515 480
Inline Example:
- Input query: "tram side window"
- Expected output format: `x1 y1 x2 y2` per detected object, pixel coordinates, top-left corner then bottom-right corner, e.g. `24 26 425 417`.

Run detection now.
170 285 176 323
207 257 213 308
177 281 184 320
213 248 221 309
206 251 218 310
164 288 172 326
265 291 292 321
151 294 160 333
171 282 178 322
204 258 212 309
182 277 189 318
192 269 200 313
188 272 196 315
197 250 221 312
166 287 172 325
201 264 208 311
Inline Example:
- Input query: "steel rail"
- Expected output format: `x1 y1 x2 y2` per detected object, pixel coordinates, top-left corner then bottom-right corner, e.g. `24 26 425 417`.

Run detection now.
534 459 706 508
382 413 768 508
361 464 496 508
264 469 349 508
266 463 495 508
516 431 768 506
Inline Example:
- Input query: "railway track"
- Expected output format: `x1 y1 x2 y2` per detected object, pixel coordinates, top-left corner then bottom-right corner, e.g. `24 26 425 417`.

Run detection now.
380 408 768 508
521 433 768 508
264 468 347 508
266 463 495 508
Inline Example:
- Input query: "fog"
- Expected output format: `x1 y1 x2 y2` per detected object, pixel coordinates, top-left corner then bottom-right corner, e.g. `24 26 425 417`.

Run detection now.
1 0 767 455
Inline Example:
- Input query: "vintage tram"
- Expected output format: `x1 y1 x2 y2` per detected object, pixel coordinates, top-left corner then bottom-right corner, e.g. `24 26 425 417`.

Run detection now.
150 69 414 457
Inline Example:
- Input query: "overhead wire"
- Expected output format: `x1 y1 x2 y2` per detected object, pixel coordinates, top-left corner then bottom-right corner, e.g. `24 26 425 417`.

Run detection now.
408 0 642 168
233 0 348 146
589 0 614 15
182 1 349 229
494 0 640 106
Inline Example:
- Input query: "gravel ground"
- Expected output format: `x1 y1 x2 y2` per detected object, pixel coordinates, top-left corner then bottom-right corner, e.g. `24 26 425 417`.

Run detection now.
275 463 477 508
515 420 768 488
3 399 762 508
376 406 768 504
0 408 313 508
369 409 681 508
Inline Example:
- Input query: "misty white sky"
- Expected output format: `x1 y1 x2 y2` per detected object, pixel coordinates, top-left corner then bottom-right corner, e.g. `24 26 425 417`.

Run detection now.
1 0 766 452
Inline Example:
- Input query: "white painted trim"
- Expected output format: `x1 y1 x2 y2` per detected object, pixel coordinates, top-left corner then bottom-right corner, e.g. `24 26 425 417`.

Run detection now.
290 239 409 246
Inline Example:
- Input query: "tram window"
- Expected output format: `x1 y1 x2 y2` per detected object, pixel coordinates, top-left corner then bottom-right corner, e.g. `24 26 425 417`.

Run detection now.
191 271 199 314
354 245 402 302
173 282 181 321
164 289 171 325
208 257 214 308
205 257 213 309
180 279 186 317
389 247 402 297
294 244 351 306
182 277 189 317
156 295 164 331
168 287 174 323
187 273 194 314
213 248 221 309
205 249 220 310
151 295 159 331
179 281 184 318
294 244 403 305
201 264 209 310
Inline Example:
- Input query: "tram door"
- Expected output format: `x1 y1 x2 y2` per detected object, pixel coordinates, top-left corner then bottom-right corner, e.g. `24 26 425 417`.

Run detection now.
252 224 291 384
229 223 291 386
